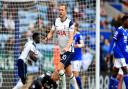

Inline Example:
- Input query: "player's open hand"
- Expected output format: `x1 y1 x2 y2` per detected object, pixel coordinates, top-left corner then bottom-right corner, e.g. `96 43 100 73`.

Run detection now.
74 44 79 48
29 50 39 62
41 32 47 43
105 53 111 63
41 37 48 44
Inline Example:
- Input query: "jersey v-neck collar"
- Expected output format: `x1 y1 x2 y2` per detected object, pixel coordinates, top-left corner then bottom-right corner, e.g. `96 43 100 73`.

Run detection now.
59 16 67 23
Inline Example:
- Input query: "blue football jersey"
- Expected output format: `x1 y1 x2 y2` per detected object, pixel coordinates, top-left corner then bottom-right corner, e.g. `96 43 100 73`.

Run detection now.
112 26 128 59
72 32 83 61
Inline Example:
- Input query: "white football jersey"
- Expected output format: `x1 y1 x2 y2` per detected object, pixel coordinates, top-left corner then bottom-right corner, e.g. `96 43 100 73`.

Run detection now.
19 40 39 62
51 17 74 53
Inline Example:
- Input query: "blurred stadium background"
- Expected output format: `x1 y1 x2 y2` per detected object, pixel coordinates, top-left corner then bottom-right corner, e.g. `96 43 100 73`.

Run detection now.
0 0 96 89
100 0 128 89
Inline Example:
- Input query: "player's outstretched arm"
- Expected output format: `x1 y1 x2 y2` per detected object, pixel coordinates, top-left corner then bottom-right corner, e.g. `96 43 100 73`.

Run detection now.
43 30 54 42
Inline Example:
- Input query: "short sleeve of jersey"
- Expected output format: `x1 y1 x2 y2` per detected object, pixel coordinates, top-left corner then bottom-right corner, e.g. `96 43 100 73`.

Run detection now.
113 29 121 40
69 20 74 32
79 34 83 40
75 33 83 44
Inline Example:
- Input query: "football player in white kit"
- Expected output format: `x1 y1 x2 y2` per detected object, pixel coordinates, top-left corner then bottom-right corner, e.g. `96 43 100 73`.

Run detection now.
45 3 78 89
13 32 41 89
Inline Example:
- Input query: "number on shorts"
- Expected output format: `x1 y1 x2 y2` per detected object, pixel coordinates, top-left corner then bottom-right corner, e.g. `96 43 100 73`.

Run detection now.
62 54 67 60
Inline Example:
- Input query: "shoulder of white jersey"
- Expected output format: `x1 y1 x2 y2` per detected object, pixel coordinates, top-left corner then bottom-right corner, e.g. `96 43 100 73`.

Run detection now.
55 17 73 27
55 17 60 21
63 17 74 27
25 40 34 47
53 18 59 26
26 40 33 45
55 17 59 22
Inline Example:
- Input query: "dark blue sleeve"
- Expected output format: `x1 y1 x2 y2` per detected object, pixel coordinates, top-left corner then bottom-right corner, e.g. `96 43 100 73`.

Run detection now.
77 34 82 43
79 34 83 40
108 38 116 54
108 29 121 54
69 20 73 28
113 29 121 40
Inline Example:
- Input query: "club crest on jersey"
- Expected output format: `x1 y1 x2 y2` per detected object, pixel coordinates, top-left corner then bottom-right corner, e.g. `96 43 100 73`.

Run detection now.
57 30 66 36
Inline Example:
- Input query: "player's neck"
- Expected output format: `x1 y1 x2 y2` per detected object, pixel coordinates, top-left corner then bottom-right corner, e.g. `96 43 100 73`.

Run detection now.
60 16 67 22
122 25 128 29
74 30 77 34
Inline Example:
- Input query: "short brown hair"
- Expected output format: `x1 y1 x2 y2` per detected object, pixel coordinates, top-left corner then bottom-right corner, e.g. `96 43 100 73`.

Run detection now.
59 3 67 10
75 23 79 31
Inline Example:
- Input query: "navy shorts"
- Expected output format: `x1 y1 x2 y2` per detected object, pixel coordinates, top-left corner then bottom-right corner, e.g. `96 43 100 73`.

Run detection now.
60 51 73 68
17 59 27 84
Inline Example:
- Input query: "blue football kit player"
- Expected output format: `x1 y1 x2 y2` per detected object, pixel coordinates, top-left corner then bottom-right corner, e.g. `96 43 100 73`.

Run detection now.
70 23 84 89
109 15 128 89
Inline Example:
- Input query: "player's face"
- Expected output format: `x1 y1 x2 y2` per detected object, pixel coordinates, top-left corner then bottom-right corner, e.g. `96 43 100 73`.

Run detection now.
59 5 67 18
35 35 40 43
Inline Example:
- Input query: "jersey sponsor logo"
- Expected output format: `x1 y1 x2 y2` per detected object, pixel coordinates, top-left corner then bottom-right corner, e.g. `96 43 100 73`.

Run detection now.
57 30 66 36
